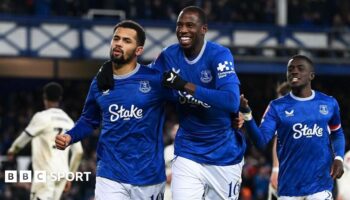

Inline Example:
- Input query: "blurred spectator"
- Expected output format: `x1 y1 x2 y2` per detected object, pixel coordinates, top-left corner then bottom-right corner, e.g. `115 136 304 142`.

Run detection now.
1 0 350 30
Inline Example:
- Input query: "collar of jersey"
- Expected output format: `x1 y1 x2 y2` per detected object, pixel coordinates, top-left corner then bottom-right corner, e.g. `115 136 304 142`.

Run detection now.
289 90 315 101
184 40 207 65
113 63 140 79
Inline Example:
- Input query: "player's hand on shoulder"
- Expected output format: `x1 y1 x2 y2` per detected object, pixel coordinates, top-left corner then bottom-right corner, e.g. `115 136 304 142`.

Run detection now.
331 159 344 179
55 134 72 150
162 71 187 91
96 60 114 91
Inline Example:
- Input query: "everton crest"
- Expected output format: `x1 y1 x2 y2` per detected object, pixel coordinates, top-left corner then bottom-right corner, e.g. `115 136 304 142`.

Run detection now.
139 81 151 93
200 70 212 83
319 105 328 115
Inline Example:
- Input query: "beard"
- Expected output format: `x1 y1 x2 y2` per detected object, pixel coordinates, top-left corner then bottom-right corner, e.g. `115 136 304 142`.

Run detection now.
109 48 134 65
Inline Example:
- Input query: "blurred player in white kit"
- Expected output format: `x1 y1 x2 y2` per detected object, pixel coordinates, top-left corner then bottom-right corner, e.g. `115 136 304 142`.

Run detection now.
337 150 350 200
7 82 83 200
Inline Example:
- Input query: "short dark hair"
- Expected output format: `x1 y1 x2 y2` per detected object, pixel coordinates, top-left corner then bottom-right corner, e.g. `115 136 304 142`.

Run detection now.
180 6 207 25
113 20 146 46
43 82 63 102
291 54 314 71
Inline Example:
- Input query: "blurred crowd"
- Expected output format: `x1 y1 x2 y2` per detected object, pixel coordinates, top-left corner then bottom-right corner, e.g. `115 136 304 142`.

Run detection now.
0 73 349 200
0 0 350 27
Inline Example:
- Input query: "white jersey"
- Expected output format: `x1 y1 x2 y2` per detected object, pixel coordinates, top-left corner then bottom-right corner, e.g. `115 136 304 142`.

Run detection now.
26 108 74 173
337 151 350 200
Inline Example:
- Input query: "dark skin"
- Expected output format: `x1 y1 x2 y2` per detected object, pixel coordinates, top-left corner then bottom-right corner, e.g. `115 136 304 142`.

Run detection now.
286 58 314 97
176 10 207 58
241 57 344 179
175 10 207 95
176 9 244 128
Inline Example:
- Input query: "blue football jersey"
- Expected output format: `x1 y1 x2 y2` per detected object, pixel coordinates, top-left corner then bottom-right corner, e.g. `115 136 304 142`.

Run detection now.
152 41 246 165
68 64 175 185
260 91 342 196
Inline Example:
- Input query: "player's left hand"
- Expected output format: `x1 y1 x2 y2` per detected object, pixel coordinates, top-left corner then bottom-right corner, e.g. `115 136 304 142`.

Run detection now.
162 71 187 91
330 159 344 179
64 181 72 192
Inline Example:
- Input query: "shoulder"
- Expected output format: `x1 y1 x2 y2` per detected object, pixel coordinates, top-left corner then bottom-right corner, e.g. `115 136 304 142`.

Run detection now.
270 94 291 108
31 110 50 123
136 65 163 83
57 109 74 124
314 90 332 98
138 64 162 76
162 44 181 54
89 77 100 93
206 41 231 55
314 90 338 103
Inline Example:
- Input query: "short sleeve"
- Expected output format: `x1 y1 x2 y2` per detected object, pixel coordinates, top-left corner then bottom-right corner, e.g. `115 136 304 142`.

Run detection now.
25 112 49 137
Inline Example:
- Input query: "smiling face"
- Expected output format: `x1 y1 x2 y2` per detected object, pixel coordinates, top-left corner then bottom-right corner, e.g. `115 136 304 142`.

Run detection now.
286 57 314 92
109 27 143 65
176 10 207 56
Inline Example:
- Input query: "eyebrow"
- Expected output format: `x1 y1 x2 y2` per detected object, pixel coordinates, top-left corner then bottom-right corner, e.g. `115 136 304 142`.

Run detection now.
113 34 133 40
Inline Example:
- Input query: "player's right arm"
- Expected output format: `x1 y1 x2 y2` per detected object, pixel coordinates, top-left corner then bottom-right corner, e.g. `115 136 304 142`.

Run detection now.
8 112 48 158
240 94 277 149
7 131 32 159
56 80 101 149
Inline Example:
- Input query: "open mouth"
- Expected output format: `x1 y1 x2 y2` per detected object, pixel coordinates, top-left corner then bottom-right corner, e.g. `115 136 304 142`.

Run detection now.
179 36 191 46
290 77 299 83
113 48 123 56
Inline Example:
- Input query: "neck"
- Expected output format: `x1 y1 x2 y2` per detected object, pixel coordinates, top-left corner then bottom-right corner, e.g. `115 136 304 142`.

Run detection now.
112 60 137 75
184 40 204 58
46 101 59 109
292 85 312 98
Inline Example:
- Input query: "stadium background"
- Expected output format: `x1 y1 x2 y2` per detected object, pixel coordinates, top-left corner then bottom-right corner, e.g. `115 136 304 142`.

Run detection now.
0 0 349 199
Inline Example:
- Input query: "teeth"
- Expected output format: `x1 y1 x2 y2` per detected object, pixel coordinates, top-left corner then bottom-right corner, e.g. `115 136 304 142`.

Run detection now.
180 37 190 42
292 78 298 82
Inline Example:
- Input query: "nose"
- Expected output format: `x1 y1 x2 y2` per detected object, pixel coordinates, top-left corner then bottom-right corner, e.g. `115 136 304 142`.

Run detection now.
288 67 299 75
178 26 188 34
114 39 122 46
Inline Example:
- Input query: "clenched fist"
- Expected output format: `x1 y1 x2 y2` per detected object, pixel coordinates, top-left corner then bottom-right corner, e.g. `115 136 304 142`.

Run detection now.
55 134 72 150
162 71 187 91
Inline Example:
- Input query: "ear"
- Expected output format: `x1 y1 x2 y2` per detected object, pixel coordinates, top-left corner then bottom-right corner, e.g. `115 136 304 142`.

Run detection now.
201 24 208 35
310 72 315 80
135 46 144 56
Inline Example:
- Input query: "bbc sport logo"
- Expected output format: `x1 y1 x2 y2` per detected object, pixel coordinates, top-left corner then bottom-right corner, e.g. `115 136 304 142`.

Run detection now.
5 170 91 183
